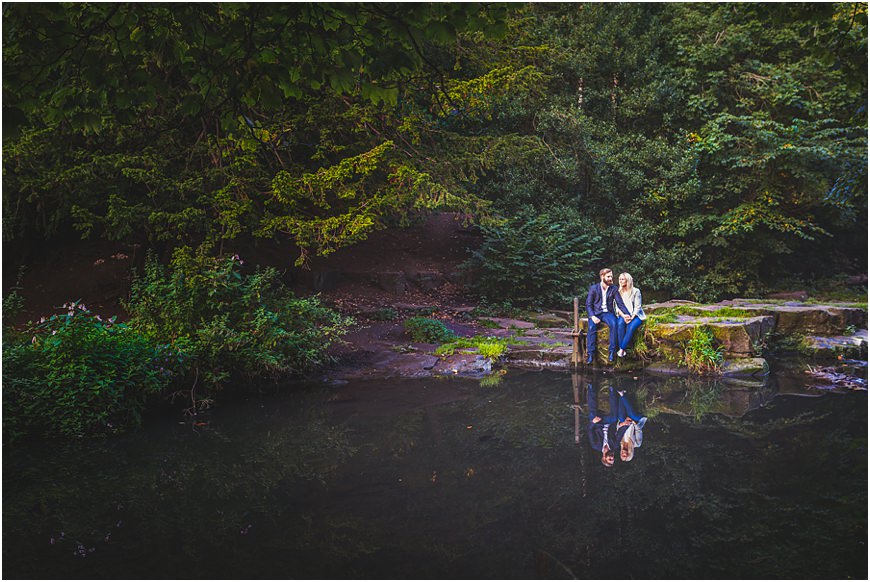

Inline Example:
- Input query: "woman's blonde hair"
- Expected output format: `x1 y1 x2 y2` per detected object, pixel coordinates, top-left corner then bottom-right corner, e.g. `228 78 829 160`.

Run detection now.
618 272 634 292
621 433 635 462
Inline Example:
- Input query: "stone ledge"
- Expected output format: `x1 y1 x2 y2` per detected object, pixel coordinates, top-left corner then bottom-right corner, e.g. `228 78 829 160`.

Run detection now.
804 330 868 358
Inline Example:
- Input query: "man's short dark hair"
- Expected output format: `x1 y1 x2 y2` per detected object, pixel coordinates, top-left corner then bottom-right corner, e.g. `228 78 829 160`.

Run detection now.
599 268 612 278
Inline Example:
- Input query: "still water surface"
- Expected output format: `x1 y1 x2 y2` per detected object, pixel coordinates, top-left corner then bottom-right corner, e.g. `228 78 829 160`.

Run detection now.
3 369 867 579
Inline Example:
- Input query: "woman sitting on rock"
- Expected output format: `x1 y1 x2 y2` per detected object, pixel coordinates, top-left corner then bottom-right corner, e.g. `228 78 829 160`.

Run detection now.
614 272 647 358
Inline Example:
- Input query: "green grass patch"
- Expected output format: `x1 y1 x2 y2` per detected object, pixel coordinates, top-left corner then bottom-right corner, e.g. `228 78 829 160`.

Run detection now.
435 336 509 359
477 318 502 329
647 313 678 325
651 306 757 319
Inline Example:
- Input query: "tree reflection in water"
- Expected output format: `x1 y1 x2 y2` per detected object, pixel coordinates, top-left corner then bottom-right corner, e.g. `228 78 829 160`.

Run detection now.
3 370 866 579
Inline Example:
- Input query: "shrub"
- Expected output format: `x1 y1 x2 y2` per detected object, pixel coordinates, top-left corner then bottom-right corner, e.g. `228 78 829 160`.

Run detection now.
2 302 173 439
681 325 723 374
463 208 601 308
126 248 352 393
403 317 457 343
369 307 399 321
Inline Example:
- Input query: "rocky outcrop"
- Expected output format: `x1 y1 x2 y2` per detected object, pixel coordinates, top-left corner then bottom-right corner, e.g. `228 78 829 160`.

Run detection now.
720 357 770 377
803 330 868 358
330 298 866 384
724 300 868 335
652 316 775 356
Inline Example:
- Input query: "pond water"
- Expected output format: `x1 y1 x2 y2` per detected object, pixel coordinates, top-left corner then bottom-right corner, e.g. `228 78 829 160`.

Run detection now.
3 367 867 579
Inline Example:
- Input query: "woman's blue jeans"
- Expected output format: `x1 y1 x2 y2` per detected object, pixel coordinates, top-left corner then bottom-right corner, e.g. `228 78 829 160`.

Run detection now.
618 394 642 423
616 316 644 351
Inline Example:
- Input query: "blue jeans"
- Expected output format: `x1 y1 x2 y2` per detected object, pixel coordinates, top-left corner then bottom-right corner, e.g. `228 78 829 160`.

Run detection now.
587 312 618 356
587 385 618 423
616 316 644 351
617 394 642 423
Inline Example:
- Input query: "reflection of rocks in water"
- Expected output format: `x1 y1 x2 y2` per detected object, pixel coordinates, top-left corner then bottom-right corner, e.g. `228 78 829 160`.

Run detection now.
4 371 867 579
638 375 775 421
645 357 769 379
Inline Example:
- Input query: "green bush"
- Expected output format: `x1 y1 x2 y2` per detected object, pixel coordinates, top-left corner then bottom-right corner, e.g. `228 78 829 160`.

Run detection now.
403 317 457 343
681 325 723 374
126 247 353 391
369 307 399 321
2 302 172 439
463 209 601 308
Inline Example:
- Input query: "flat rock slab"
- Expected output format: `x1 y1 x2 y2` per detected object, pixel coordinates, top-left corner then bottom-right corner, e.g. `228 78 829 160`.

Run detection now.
720 357 769 378
510 335 571 347
805 330 868 357
485 317 536 330
528 313 571 328
646 299 867 336
723 300 867 335
432 353 493 378
391 353 441 377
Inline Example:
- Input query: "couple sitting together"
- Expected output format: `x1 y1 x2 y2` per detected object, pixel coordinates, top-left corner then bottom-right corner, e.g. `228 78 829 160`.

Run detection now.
586 385 647 467
585 267 646 364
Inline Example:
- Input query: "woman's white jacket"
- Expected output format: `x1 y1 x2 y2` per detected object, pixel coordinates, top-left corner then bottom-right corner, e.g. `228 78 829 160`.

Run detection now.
616 287 646 321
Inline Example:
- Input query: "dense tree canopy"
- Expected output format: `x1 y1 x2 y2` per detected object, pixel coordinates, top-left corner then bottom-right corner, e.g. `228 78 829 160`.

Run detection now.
3 2 866 301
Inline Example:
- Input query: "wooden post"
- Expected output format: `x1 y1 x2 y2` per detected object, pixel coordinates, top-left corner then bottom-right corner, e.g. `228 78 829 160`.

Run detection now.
572 371 581 444
571 297 583 368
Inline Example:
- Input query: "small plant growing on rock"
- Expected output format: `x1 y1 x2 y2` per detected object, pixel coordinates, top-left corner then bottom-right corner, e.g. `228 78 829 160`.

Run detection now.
681 325 723 374
435 336 509 359
404 317 457 343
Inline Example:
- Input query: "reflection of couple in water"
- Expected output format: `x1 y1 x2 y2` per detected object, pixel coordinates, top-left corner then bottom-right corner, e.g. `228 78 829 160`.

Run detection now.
586 384 647 467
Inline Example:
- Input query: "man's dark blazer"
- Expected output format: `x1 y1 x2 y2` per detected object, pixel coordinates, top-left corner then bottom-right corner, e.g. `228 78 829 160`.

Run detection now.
586 421 617 452
586 283 627 319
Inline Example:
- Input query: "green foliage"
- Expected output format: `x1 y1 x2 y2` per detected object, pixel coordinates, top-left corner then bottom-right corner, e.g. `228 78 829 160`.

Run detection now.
464 209 601 308
479 372 505 388
2 302 172 439
369 307 399 321
434 336 509 359
403 317 457 343
2 4 504 260
2 3 866 307
681 325 724 374
477 318 502 329
126 248 352 390
455 3 866 300
652 306 757 319
646 313 679 325
2 266 27 320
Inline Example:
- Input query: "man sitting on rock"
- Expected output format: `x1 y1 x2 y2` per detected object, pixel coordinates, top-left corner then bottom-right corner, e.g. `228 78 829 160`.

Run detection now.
585 268 628 364
586 384 618 467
